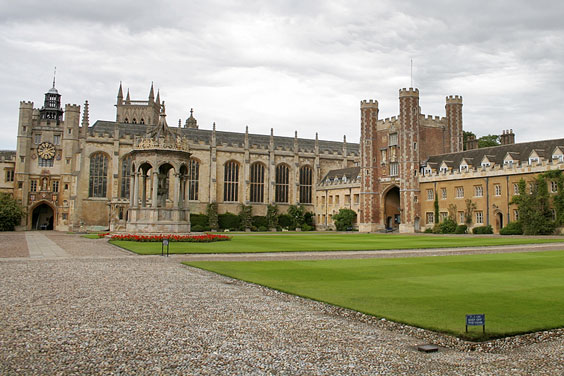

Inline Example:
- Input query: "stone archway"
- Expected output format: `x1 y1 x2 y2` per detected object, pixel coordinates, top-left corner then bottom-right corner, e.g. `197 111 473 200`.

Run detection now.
31 203 55 230
383 186 400 231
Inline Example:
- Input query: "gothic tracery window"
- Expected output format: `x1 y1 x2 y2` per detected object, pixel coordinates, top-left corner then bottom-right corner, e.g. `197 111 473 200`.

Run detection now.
89 152 109 197
224 161 239 202
250 162 265 203
275 164 289 203
188 158 199 201
120 156 132 198
299 165 312 204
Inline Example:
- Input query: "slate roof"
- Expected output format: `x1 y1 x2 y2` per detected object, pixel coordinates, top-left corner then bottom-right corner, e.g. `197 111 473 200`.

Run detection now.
90 121 359 156
424 138 564 168
319 167 361 184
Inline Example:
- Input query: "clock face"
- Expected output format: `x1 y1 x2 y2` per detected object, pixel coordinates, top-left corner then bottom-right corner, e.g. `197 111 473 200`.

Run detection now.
37 142 56 160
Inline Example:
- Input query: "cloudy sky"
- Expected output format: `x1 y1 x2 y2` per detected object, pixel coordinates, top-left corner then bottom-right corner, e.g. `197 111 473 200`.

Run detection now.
1 0 563 150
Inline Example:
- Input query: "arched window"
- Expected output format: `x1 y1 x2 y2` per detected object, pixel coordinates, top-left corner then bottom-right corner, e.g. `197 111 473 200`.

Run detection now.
275 164 289 203
120 156 132 198
140 118 145 125
124 118 129 123
224 161 239 202
132 118 137 124
250 163 265 203
188 158 199 200
299 165 313 204
89 153 109 197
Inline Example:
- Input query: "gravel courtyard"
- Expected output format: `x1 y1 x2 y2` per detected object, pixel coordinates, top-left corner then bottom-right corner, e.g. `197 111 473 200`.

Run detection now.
1 232 564 375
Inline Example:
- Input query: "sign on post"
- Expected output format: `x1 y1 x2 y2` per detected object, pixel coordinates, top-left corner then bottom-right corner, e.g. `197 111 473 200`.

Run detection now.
465 314 485 333
162 238 169 257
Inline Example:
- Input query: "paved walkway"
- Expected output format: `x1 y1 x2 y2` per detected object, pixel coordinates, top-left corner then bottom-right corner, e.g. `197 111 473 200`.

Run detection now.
25 231 69 258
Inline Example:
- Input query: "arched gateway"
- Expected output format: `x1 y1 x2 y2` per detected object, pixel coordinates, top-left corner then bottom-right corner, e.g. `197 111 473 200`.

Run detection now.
123 103 191 233
383 186 400 231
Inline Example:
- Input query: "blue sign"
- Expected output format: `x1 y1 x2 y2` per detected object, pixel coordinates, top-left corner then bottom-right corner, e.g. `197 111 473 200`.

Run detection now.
466 314 485 326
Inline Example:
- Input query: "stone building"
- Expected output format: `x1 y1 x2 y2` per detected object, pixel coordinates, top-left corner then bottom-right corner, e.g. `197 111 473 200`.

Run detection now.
358 88 463 233
3 82 358 231
419 138 564 232
3 80 562 234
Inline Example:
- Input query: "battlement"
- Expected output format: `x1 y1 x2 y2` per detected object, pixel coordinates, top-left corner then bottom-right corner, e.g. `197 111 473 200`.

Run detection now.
65 103 81 111
360 99 378 108
376 116 399 128
19 101 34 108
446 95 463 104
399 88 419 97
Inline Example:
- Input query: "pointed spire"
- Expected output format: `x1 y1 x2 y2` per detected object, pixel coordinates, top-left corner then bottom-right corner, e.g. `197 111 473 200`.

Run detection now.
125 89 130 104
117 82 123 99
82 100 90 128
149 82 155 102
155 89 160 105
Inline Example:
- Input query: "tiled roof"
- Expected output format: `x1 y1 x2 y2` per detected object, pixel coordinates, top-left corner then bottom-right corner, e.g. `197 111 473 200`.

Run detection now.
425 138 564 168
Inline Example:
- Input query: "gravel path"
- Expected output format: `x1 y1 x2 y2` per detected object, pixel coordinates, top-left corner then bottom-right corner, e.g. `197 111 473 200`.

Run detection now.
0 232 29 258
1 232 564 374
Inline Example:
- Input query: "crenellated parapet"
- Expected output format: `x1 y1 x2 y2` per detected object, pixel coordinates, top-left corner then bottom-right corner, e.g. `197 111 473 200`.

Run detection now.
446 95 463 104
399 87 419 97
360 99 378 109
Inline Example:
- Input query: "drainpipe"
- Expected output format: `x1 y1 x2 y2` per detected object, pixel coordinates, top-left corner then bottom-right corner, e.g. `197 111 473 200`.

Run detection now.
486 177 490 226
506 175 510 224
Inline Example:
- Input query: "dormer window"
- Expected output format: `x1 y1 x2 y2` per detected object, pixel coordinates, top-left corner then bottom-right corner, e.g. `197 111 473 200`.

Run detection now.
504 159 514 166
440 166 448 173
529 157 539 165
424 167 432 175
553 154 564 162
460 164 468 172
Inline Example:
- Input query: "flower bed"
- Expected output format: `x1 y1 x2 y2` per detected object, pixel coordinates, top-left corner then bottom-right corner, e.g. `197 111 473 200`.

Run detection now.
110 233 232 242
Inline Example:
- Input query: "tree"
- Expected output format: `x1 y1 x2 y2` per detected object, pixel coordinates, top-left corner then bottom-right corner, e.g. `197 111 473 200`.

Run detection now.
287 204 306 228
477 134 500 148
239 204 253 231
464 199 476 227
544 170 564 226
206 202 219 230
0 193 23 231
333 209 357 231
266 204 278 229
511 177 555 235
447 204 457 221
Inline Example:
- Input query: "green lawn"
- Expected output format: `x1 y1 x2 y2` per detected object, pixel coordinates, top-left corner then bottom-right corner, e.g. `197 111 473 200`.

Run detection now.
184 250 564 340
110 232 564 255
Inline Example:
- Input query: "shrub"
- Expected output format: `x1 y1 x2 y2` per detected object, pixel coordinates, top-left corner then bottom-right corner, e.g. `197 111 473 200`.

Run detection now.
438 218 457 234
278 214 294 230
239 204 253 230
301 223 314 231
252 216 269 229
333 209 357 231
191 224 206 232
424 227 433 233
0 193 23 231
454 225 467 234
499 221 523 235
206 202 219 230
190 214 209 228
257 226 268 232
218 212 241 231
304 211 314 226
287 204 306 228
266 205 278 229
472 225 493 234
